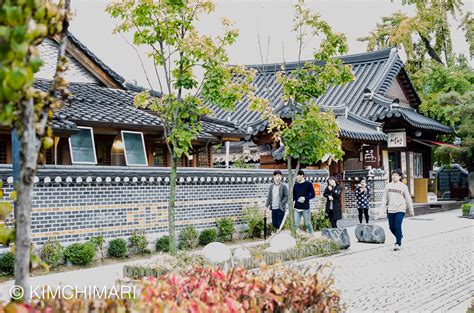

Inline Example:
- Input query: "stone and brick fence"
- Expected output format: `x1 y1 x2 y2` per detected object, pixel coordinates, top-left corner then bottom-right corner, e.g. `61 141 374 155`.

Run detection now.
0 165 328 246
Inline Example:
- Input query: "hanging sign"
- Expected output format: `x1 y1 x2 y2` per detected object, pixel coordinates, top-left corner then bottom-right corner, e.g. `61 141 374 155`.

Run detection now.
387 131 406 148
363 146 379 167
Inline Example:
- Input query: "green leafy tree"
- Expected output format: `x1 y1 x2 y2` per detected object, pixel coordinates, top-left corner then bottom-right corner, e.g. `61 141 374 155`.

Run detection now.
360 0 474 171
106 0 257 254
252 0 352 233
0 0 71 299
357 0 469 71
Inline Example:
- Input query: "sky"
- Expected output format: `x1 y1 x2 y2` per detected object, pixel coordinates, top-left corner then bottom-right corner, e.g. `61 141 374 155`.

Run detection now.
68 0 472 88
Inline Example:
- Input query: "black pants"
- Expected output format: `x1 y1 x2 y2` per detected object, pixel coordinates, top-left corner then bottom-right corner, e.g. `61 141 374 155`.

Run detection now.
271 209 285 229
358 208 369 223
326 210 338 228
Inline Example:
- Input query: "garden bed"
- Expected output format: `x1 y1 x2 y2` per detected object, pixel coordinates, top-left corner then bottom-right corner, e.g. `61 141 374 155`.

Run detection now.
123 235 339 280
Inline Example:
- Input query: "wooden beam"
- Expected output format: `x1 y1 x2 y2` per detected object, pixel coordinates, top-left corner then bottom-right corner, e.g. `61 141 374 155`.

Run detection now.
222 137 241 142
56 36 123 89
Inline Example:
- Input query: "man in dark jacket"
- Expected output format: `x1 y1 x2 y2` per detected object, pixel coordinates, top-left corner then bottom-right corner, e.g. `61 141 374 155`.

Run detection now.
293 170 315 235
265 170 289 229
323 176 342 228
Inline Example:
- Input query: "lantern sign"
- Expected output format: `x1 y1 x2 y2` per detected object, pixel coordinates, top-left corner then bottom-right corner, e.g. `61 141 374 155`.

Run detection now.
387 131 406 148
363 146 379 167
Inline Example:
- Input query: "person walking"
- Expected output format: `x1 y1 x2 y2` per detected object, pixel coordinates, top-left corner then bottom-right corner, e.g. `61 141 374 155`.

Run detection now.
381 169 414 251
293 170 315 235
355 178 371 224
265 170 289 229
323 176 342 228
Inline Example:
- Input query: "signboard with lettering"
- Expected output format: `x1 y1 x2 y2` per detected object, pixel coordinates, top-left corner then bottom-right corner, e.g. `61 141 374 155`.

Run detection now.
362 146 379 167
313 183 321 196
387 131 406 148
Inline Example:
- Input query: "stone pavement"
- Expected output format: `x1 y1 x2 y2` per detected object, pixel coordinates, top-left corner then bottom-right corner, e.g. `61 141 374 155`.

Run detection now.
0 209 472 312
299 209 474 312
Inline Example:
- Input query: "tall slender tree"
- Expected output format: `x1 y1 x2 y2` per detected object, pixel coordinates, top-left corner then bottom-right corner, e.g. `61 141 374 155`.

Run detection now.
106 0 258 254
251 0 353 232
359 0 474 171
0 0 71 300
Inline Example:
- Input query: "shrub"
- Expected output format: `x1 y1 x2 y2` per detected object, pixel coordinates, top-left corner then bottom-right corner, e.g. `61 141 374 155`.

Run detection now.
242 205 264 238
0 252 14 275
216 217 235 241
64 242 96 266
40 239 64 269
89 235 105 261
108 238 127 258
129 230 150 254
178 225 199 250
135 265 343 311
312 208 332 230
242 206 264 238
21 265 344 311
462 203 472 215
198 229 217 245
155 236 170 253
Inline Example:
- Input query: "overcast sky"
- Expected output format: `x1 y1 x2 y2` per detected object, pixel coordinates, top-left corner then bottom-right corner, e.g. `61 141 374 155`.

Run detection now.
69 0 472 87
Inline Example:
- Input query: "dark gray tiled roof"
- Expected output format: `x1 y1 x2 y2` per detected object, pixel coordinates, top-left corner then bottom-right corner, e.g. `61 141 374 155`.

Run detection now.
200 116 244 137
34 79 245 140
364 93 453 133
337 115 387 142
208 48 404 127
208 47 450 139
377 106 453 133
35 79 164 130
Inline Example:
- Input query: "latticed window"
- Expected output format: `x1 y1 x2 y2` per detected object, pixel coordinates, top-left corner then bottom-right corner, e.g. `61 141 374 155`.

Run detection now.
45 147 54 164
97 142 112 166
153 146 165 166
0 141 7 164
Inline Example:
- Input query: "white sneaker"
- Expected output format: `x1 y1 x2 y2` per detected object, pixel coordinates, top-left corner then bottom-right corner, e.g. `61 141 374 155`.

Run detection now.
394 244 401 251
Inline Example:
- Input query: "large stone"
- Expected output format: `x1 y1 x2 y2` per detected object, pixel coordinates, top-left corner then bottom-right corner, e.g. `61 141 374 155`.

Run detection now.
321 228 350 249
469 204 474 219
355 224 385 243
233 246 252 261
201 242 231 263
265 231 296 253
468 172 474 198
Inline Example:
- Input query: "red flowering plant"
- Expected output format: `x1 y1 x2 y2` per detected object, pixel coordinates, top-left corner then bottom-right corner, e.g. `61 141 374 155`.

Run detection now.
134 264 344 312
1 264 344 312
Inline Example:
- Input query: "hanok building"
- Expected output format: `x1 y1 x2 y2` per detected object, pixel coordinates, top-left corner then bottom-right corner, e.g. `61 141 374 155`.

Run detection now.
0 34 329 246
210 48 454 217
0 33 244 168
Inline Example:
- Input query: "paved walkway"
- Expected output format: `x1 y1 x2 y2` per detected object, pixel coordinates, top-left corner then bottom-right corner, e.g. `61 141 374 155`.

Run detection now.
1 210 472 312
300 209 474 312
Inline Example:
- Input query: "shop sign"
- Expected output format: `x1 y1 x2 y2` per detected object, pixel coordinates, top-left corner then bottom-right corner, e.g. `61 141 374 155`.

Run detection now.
387 131 406 148
363 146 379 166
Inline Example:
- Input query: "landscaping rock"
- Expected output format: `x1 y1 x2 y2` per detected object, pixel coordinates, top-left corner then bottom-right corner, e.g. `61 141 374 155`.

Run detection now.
233 246 252 261
469 205 474 219
201 242 231 263
321 228 350 249
265 231 296 253
355 224 385 243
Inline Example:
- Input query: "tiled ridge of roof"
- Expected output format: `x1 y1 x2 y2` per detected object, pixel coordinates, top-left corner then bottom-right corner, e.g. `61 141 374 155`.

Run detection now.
368 93 453 133
66 33 128 89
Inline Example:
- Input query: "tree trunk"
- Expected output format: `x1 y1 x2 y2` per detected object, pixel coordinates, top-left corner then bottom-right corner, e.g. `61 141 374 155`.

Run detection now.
168 155 178 255
15 98 37 301
418 32 445 66
287 157 295 235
